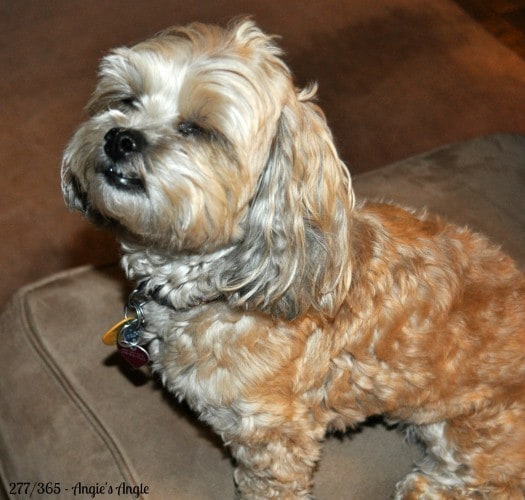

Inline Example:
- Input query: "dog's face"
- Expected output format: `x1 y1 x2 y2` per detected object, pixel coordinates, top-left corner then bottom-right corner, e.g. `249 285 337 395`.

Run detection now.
62 21 291 252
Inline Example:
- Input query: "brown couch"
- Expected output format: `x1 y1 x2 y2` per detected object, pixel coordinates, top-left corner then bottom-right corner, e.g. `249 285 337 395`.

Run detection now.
1 133 523 499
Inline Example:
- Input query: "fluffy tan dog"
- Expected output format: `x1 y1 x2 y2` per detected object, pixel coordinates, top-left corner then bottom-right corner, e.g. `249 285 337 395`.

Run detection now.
62 19 525 499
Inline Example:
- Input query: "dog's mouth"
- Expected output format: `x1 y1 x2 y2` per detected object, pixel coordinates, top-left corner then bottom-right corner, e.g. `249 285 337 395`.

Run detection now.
97 163 145 192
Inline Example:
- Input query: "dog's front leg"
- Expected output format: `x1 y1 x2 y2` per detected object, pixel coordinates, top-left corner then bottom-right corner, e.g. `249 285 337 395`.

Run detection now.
229 427 323 499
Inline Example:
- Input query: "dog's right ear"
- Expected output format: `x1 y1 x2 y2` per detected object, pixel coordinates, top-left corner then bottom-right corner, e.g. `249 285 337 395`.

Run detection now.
224 86 355 320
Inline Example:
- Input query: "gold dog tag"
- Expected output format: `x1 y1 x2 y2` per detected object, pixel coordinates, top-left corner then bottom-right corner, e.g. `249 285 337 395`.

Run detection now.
102 317 131 345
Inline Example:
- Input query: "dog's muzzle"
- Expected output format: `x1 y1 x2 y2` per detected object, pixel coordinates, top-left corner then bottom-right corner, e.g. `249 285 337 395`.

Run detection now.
101 127 146 191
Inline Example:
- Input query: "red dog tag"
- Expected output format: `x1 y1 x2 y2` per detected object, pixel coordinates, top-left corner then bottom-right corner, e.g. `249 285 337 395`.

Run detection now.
117 343 150 368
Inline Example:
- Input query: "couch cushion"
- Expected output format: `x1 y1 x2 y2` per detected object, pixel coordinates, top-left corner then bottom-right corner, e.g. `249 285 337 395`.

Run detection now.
1 133 524 499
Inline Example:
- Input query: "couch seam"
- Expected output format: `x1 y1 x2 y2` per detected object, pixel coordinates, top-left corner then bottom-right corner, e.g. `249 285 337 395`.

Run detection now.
16 266 147 500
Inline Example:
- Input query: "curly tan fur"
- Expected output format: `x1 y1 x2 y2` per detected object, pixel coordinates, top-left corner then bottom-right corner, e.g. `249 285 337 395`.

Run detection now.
62 19 525 498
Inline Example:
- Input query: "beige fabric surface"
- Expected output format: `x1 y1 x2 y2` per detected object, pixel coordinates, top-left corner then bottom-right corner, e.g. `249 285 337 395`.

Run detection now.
1 134 524 499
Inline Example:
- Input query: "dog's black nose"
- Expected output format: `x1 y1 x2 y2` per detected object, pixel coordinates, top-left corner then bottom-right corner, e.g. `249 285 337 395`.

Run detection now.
104 127 146 162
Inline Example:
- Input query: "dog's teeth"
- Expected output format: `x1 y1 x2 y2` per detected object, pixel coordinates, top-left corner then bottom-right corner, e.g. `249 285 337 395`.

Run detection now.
103 164 144 191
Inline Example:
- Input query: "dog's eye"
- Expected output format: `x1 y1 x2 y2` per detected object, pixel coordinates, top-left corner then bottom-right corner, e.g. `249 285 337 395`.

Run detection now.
177 122 205 137
120 96 137 109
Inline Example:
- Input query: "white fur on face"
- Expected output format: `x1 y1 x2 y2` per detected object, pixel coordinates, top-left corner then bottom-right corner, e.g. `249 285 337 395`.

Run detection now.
62 21 291 252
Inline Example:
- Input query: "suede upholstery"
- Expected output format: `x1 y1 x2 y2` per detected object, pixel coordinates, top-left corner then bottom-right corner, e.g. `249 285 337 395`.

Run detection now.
1 134 523 499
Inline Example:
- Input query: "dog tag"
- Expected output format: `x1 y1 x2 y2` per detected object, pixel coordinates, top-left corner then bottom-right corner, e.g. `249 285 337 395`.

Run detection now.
102 317 131 345
117 343 150 368
119 322 142 346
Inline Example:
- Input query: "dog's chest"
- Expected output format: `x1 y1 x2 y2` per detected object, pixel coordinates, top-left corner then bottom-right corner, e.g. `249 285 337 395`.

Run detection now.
139 299 473 431
143 301 299 409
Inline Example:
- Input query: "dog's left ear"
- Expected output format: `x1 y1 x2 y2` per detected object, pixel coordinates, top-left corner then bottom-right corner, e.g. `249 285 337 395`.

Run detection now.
225 86 355 320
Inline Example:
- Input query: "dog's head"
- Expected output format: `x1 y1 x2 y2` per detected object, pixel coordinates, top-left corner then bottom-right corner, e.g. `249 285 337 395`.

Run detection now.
62 19 354 318
62 20 291 251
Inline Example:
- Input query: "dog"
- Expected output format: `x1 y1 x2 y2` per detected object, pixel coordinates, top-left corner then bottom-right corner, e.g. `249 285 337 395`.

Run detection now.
61 19 525 499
